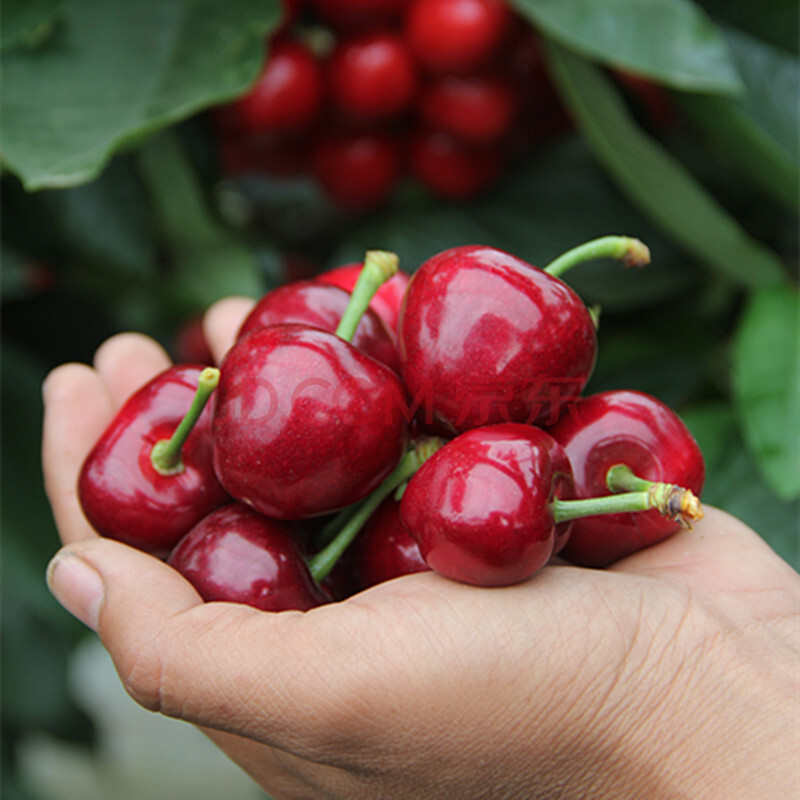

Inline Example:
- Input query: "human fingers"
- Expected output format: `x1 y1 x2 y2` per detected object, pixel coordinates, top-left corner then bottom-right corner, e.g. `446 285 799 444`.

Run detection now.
611 506 800 620
42 363 114 545
42 533 597 787
44 536 372 761
93 332 172 409
203 297 255 364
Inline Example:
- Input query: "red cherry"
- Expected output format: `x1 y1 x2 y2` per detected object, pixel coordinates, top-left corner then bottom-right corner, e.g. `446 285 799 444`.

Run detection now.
547 390 705 567
328 31 418 122
312 130 402 211
316 263 411 334
310 0 410 30
409 129 504 200
398 245 597 434
212 324 409 519
78 365 229 556
419 74 518 145
404 0 512 75
351 497 430 589
172 315 214 365
168 504 331 611
237 280 401 373
228 39 323 134
400 424 575 586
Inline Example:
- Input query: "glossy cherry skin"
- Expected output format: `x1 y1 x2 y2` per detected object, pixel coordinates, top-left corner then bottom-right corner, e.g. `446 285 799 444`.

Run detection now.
312 130 402 211
168 504 331 611
400 424 575 586
227 39 323 134
316 263 411 335
328 31 418 122
213 324 409 519
409 129 504 200
419 74 518 145
351 497 430 590
237 280 401 373
78 365 229 557
404 0 512 75
547 390 705 567
398 245 597 434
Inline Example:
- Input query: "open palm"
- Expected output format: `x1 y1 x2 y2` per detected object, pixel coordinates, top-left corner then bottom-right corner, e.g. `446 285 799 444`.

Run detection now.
43 298 800 800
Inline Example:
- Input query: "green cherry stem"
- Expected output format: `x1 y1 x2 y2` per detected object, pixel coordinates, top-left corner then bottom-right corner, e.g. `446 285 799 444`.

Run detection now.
315 502 364 550
606 464 704 527
308 436 444 584
150 367 220 475
552 491 652 523
551 465 703 527
335 250 400 342
544 235 651 279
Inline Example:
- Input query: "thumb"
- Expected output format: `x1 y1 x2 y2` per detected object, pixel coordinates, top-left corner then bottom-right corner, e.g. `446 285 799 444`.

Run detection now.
45 537 357 760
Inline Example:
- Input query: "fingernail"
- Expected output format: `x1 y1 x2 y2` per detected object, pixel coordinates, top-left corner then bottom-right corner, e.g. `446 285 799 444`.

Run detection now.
46 551 104 632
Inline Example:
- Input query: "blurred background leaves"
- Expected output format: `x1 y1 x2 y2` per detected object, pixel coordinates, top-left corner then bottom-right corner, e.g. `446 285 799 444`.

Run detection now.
2 0 797 797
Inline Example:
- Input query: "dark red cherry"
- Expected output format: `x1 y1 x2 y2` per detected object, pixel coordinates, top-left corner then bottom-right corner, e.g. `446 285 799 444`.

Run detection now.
78 365 229 556
404 0 512 74
212 324 409 519
398 245 597 434
168 504 331 611
309 0 410 30
316 263 411 334
227 39 323 134
547 390 705 567
351 497 430 589
409 129 504 200
419 74 518 145
237 280 400 373
328 31 418 122
173 315 213 365
400 423 575 586
312 129 402 211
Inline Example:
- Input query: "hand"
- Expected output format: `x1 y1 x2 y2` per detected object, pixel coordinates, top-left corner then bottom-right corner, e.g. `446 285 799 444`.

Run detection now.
43 297 800 800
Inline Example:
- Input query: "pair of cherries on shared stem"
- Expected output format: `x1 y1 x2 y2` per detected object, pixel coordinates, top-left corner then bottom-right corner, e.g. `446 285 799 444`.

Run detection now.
332 419 702 589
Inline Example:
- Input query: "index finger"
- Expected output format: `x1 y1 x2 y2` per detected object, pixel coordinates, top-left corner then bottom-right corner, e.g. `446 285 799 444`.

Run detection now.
42 363 114 545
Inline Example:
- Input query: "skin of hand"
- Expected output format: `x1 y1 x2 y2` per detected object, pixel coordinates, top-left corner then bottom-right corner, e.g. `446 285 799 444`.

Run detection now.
43 297 800 800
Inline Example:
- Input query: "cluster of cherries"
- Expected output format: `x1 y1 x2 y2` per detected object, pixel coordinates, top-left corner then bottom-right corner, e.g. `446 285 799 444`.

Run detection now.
78 235 705 611
213 0 571 210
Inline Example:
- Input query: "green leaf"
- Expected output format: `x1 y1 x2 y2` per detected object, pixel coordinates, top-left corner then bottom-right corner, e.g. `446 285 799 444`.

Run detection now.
679 28 800 212
512 0 742 93
1 0 280 191
1 0 65 53
682 403 800 568
732 286 800 500
543 41 788 288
